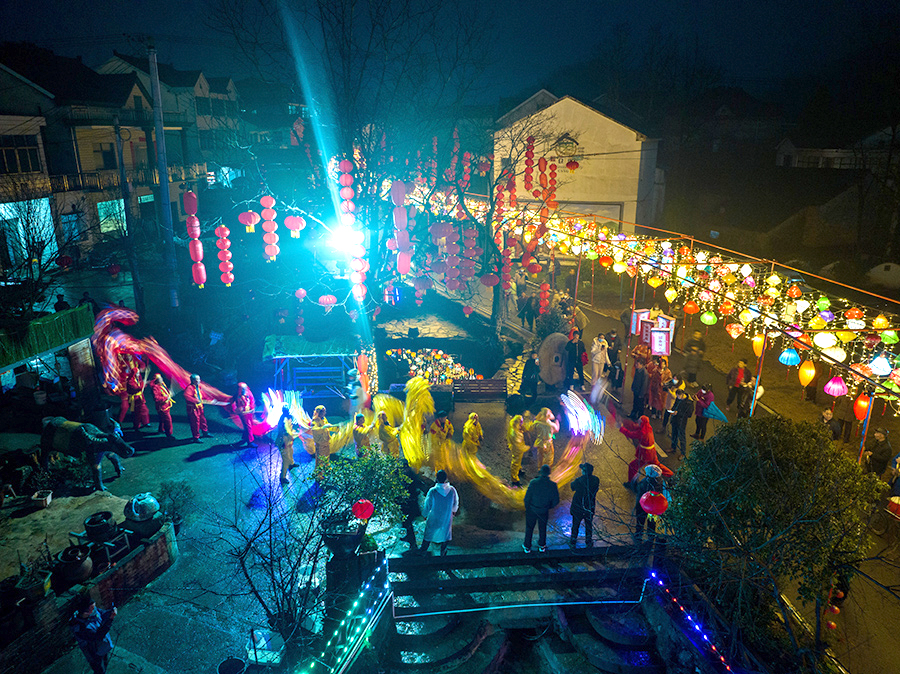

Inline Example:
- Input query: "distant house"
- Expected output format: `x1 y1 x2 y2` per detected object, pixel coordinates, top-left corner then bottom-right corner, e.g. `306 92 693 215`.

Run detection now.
495 91 662 232
866 262 900 290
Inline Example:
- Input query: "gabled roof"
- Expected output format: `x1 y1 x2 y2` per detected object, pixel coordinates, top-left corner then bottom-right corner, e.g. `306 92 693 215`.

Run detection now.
110 50 202 89
0 62 54 100
206 76 233 95
0 43 144 107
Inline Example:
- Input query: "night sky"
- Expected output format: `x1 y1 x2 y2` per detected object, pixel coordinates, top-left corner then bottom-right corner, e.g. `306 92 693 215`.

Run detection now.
1 0 896 102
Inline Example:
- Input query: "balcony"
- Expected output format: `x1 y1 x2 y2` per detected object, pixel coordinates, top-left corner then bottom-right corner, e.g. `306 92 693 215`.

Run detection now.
62 106 192 127
48 165 204 193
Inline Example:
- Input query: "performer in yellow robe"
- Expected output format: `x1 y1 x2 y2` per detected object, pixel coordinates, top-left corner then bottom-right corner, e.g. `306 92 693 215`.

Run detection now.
508 414 528 486
352 413 374 456
310 405 336 469
461 412 483 455
427 410 454 463
275 405 299 484
375 410 401 457
528 407 558 468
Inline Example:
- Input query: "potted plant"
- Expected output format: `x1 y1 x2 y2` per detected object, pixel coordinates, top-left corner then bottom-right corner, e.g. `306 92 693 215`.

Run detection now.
15 543 53 602
157 479 197 535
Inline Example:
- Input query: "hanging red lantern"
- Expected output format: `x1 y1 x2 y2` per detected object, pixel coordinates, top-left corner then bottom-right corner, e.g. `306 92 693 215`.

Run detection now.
284 215 306 238
183 191 198 216
639 491 668 515
215 225 233 286
189 239 203 262
295 288 307 300
260 195 275 209
265 244 280 260
351 497 375 521
221 272 234 286
238 211 260 233
57 254 73 269
479 273 500 287
462 305 474 317
107 262 121 279
854 393 870 421
192 262 206 288
683 300 700 315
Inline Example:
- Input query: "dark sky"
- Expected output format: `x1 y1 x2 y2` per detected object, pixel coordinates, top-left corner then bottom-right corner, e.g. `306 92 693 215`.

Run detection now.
1 0 895 101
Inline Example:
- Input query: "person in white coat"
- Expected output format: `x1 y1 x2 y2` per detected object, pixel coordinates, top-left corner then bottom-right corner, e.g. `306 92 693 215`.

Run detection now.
420 469 459 556
590 335 610 385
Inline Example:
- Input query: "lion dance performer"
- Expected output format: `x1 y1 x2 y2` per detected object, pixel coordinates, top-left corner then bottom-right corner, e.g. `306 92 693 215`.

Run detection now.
508 414 528 487
125 365 150 431
528 408 559 467
619 414 673 483
275 405 299 484
461 412 483 455
149 374 175 439
232 382 257 448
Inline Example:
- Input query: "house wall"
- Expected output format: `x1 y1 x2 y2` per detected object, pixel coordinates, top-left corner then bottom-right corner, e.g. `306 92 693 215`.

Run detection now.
496 97 660 232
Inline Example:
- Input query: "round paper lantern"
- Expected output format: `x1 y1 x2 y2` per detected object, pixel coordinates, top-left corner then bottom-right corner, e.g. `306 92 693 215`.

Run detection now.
260 195 275 209
239 211 260 233
261 207 277 221
57 254 73 268
752 333 766 357
191 262 206 287
527 263 542 275
778 348 800 366
822 346 847 362
798 360 816 387
284 215 306 237
221 272 235 286
639 491 668 515
264 244 280 260
182 190 198 215
351 498 374 521
599 256 614 267
295 288 307 300
725 323 744 340
189 239 203 262
107 262 121 278
186 215 201 239
854 393 870 421
462 306 474 317
479 273 500 287
339 159 353 173
823 376 848 397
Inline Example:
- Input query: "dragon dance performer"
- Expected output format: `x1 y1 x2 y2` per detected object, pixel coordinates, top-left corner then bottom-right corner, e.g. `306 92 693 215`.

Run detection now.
310 405 337 468
116 355 135 424
184 374 213 442
508 414 528 487
461 412 483 455
125 366 150 431
275 405 299 484
375 410 400 458
619 415 673 483
352 413 374 456
232 382 257 448
149 374 175 439
427 410 453 463
528 408 559 468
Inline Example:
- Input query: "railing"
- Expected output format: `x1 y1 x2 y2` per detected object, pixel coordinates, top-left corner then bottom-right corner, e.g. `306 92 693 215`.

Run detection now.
48 166 198 193
62 106 191 127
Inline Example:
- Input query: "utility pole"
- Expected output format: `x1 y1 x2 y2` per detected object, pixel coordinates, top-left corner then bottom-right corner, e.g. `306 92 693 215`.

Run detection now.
148 40 179 315
113 115 145 315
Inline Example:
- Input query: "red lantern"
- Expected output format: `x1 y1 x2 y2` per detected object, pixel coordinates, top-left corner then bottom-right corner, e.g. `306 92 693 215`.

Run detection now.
683 301 700 315
182 191 198 216
239 211 260 233
186 215 201 239
192 262 206 288
639 491 668 515
260 195 275 209
527 263 542 275
854 393 870 421
189 239 203 262
284 215 306 238
107 262 121 279
295 288 307 300
57 254 73 269
479 273 499 287
462 305 474 317
221 272 235 286
265 244 280 260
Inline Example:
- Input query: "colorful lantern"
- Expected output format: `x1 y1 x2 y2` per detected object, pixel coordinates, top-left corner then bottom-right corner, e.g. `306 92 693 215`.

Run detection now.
351 498 374 521
844 307 864 320
873 314 890 330
725 323 744 340
822 346 847 363
816 297 831 311
752 333 765 357
798 360 816 387
664 287 678 303
854 393 870 421
882 330 899 345
683 300 700 315
778 348 800 366
813 332 838 349
823 376 848 397
786 284 802 298
870 354 892 377
700 310 717 326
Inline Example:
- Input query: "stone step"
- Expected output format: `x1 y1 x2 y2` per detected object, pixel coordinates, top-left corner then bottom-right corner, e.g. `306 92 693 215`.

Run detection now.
585 605 656 648
384 619 497 672
537 631 602 673
558 607 665 674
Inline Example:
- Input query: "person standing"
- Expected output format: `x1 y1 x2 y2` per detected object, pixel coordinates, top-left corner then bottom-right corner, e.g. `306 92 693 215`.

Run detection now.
518 292 536 331
427 410 454 460
520 351 540 402
352 413 374 456
648 357 671 420
630 360 649 420
54 294 71 312
275 405 299 484
633 464 665 542
691 385 714 440
78 291 101 315
184 374 212 442
149 374 175 439
725 359 749 413
461 412 483 455
514 267 529 298
590 335 610 387
821 408 842 441
737 376 763 418
232 382 257 448
864 428 894 479
565 330 587 390
70 595 117 674
311 405 336 468
606 329 623 365
124 367 150 432
548 251 561 289
400 459 427 550
569 463 600 548
523 464 560 553
832 395 855 443
669 388 693 457
421 469 459 556
564 268 577 298
508 414 528 486
661 374 684 431
528 408 558 467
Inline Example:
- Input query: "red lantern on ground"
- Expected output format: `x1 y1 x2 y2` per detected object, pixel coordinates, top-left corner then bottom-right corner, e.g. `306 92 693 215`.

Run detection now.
639 491 668 515
352 498 374 521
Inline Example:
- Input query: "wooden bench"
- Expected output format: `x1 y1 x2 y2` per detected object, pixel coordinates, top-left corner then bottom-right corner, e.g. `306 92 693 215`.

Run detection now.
452 378 508 401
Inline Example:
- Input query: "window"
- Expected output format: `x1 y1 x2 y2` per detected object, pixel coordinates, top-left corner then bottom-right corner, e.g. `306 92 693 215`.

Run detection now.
97 199 126 234
92 143 116 170
195 97 211 116
0 135 41 174
211 98 225 117
60 211 84 241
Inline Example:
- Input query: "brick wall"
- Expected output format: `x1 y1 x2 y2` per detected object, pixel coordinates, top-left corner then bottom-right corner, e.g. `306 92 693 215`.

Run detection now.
0 522 178 674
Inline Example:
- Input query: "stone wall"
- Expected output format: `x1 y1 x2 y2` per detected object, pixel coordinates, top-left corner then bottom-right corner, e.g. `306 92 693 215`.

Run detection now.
0 522 178 674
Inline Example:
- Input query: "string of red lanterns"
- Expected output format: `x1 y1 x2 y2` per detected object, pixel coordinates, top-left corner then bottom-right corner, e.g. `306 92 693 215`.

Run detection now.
183 191 205 288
